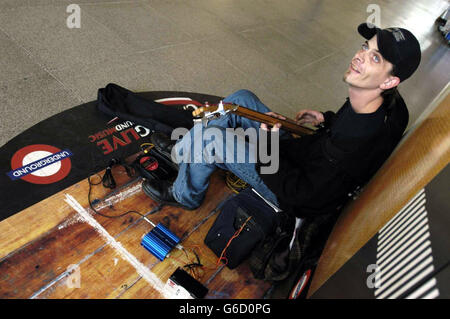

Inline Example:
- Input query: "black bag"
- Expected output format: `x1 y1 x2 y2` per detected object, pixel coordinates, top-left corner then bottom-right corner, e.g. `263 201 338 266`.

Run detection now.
204 188 283 269
249 212 337 282
249 219 295 281
97 83 194 135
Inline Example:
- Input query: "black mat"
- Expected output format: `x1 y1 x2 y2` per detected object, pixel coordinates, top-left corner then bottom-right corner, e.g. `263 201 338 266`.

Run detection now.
0 91 222 222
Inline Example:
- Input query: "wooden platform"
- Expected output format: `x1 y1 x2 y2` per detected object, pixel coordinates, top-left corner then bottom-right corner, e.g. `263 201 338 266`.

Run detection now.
0 164 271 299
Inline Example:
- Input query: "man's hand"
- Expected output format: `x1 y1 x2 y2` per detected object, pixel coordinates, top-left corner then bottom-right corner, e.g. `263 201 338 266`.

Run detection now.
295 109 324 126
261 111 286 132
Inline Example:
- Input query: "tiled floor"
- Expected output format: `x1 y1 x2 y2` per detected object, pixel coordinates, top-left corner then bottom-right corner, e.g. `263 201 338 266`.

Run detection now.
1 0 449 146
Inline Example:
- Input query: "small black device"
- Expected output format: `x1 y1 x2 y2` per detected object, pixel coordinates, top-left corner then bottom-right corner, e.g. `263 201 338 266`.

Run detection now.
134 147 178 182
166 268 209 299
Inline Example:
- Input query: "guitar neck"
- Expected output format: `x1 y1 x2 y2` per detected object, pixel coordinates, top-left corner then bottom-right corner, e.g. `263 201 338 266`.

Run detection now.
231 105 315 136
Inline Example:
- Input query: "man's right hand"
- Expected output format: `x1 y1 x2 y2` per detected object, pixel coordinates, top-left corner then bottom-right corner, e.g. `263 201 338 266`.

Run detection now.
295 109 324 126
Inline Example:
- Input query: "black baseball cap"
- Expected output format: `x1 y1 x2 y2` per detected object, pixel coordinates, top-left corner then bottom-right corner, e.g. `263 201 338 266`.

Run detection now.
357 23 421 82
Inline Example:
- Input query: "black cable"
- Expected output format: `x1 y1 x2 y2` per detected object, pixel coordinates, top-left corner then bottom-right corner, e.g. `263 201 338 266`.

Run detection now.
101 158 136 189
102 166 116 189
182 248 203 270
87 159 147 221
184 263 203 270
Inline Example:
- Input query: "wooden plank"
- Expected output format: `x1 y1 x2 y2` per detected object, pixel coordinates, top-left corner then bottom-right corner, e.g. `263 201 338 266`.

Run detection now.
116 214 224 299
0 178 156 298
33 188 230 299
30 219 163 299
117 201 271 299
0 167 241 298
0 167 138 260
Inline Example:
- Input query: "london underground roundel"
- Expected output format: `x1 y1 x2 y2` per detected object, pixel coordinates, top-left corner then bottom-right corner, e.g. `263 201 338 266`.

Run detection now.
8 144 73 184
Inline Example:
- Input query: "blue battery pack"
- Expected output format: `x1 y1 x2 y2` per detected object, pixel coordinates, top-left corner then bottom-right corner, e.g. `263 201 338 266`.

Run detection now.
141 223 181 261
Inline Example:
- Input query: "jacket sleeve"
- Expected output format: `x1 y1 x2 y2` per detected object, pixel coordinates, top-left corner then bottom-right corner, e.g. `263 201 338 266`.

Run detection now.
321 111 336 129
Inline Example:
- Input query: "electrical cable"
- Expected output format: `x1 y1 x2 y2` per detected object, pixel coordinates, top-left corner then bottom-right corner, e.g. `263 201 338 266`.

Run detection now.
87 173 149 221
225 171 248 194
87 158 156 223
174 246 207 281
216 216 253 267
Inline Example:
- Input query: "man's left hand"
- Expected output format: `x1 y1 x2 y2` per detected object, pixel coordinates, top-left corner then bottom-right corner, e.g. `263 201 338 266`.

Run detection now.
261 111 286 132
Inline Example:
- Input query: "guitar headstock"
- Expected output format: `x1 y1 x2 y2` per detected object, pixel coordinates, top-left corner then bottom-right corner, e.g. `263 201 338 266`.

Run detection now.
192 101 238 119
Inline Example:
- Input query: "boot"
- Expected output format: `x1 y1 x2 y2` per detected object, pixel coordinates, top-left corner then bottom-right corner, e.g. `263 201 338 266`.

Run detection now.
150 132 176 160
142 178 196 210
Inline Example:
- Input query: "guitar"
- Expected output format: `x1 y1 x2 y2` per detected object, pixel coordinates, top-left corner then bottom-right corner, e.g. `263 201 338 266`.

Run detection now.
191 100 316 136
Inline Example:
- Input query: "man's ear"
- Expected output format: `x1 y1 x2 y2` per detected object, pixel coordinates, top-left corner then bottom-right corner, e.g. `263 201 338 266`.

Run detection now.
380 75 400 90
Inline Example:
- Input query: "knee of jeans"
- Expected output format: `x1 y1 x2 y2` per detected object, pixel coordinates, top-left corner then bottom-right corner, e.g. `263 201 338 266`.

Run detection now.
225 89 257 102
235 89 257 99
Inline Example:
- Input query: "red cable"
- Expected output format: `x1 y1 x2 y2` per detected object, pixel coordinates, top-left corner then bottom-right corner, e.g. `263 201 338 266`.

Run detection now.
216 216 252 267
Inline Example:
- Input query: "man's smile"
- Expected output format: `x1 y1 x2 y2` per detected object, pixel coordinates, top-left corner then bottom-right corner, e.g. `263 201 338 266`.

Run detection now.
350 62 361 74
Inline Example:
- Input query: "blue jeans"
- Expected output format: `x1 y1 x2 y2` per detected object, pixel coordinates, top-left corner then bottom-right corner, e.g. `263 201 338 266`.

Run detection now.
171 89 280 209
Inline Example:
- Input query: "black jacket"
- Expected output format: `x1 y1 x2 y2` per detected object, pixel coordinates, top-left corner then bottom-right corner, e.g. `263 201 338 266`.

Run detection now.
257 90 409 218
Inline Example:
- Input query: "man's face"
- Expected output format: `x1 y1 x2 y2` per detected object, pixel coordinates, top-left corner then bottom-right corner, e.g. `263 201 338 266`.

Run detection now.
343 35 395 90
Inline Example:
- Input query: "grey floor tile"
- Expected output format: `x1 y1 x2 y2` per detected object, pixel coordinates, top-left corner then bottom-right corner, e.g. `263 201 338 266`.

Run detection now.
0 31 46 82
294 50 352 104
81 2 192 52
185 0 297 32
135 42 245 96
273 15 367 59
260 0 325 22
144 0 234 39
272 20 341 59
0 73 81 146
52 53 180 103
203 30 344 113
52 44 294 119
51 35 293 115
0 0 131 10
262 72 344 115
240 25 319 73
204 30 290 87
0 0 64 10
0 5 134 72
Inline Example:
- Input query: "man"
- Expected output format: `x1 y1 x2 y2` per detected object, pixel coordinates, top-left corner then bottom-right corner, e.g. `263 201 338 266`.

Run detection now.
142 23 421 219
